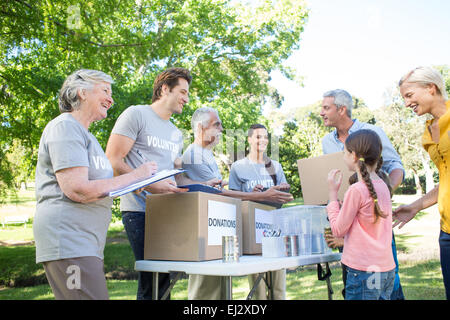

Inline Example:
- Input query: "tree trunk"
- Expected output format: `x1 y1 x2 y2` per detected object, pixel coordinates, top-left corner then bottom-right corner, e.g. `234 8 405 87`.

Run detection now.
413 170 423 196
421 154 435 193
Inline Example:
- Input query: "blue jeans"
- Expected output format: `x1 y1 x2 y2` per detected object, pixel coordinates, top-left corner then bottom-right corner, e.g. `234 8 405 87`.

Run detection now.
122 211 171 300
389 232 405 300
339 232 405 300
439 230 450 300
345 266 395 300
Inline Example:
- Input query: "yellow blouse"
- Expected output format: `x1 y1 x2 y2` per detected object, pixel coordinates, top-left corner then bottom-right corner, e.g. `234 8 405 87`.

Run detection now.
422 100 450 233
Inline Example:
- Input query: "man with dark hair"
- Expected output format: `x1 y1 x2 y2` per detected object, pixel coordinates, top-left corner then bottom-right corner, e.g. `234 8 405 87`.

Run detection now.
105 67 191 300
151 67 192 103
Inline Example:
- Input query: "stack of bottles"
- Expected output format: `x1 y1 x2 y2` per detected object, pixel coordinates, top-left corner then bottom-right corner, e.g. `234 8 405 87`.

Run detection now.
262 205 332 258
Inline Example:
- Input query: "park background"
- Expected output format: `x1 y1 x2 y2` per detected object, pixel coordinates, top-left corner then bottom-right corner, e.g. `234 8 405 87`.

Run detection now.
0 0 449 299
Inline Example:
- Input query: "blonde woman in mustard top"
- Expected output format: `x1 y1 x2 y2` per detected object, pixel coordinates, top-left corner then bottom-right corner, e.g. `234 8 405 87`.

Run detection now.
394 66 450 300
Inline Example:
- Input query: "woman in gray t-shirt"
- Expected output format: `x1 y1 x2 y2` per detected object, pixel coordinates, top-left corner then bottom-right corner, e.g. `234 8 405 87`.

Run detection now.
34 69 157 300
229 124 290 300
229 124 290 195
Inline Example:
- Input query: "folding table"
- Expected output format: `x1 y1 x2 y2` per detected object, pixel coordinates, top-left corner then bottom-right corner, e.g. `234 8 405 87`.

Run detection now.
135 252 341 300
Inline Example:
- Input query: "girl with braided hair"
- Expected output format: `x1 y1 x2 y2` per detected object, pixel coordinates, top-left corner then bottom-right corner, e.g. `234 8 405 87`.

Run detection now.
327 129 395 300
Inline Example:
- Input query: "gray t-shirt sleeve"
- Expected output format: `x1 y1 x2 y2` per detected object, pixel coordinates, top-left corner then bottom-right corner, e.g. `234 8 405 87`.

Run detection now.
276 161 287 184
182 145 220 181
183 162 215 181
111 106 141 141
228 163 243 191
47 120 89 172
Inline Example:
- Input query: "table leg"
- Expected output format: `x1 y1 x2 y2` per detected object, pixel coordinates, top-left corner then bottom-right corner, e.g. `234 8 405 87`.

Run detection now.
225 276 233 300
317 262 334 300
152 272 159 300
246 273 265 300
325 263 333 300
266 271 274 300
161 272 183 300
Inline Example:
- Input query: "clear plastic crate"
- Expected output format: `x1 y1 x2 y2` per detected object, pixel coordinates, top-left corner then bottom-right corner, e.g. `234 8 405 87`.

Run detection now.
271 205 332 255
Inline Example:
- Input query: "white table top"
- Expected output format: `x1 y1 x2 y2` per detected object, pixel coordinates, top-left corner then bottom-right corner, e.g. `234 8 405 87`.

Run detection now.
135 252 341 277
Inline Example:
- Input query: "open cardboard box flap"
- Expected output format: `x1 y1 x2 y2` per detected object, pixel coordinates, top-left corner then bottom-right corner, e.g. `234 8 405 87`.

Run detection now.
297 151 353 205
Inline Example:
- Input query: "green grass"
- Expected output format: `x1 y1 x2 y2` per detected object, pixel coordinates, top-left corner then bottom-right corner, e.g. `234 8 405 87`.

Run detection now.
282 198 304 207
1 261 445 300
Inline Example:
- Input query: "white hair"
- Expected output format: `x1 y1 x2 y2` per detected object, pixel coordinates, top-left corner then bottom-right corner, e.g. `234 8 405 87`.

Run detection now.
399 66 448 100
191 107 219 138
323 89 353 117
59 69 114 113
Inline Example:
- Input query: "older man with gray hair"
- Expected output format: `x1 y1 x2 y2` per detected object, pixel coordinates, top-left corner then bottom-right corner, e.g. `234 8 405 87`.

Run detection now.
182 107 228 300
320 89 404 189
320 88 405 300
181 107 226 186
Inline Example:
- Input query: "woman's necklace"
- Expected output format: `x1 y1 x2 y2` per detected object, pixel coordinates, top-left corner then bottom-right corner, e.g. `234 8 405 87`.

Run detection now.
248 155 269 185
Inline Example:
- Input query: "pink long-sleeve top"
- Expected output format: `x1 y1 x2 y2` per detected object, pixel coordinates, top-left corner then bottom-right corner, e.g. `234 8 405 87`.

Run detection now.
327 179 395 272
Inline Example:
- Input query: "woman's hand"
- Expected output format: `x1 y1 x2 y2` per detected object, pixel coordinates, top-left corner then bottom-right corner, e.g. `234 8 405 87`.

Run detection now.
327 169 342 201
393 204 419 229
275 183 291 191
133 161 158 194
205 178 223 188
136 161 158 178
324 234 344 249
252 184 264 192
262 186 294 203
144 178 188 194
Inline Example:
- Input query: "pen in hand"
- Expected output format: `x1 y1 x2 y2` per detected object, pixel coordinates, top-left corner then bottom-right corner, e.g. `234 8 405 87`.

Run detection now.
136 149 148 162
134 149 156 194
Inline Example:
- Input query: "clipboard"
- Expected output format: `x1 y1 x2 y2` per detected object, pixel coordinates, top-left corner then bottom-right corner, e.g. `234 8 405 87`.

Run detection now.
109 169 186 198
177 184 223 194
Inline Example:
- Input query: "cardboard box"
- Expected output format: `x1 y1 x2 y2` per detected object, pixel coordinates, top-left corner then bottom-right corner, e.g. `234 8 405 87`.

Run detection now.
241 201 277 255
144 192 242 261
297 152 353 205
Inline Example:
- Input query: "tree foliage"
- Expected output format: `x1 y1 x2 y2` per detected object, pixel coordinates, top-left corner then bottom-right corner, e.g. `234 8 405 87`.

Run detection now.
0 0 309 191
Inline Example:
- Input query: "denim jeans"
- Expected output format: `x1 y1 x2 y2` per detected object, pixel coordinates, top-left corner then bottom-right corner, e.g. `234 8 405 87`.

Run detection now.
339 231 404 300
388 232 405 300
439 230 450 300
122 211 170 300
345 266 395 300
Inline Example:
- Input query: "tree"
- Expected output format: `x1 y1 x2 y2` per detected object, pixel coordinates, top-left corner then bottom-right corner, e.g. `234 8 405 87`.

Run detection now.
0 0 309 190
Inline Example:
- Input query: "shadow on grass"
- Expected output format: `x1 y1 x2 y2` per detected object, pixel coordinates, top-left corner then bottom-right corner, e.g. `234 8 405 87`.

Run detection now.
0 245 47 287
399 260 446 300
394 233 423 254
2 188 36 206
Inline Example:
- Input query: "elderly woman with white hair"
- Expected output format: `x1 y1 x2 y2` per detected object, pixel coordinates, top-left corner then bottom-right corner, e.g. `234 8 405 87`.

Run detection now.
33 69 157 300
394 66 450 299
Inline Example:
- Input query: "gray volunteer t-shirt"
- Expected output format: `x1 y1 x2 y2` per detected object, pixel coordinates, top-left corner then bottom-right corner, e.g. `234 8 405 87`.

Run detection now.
181 143 222 181
111 105 183 212
34 113 114 263
229 157 287 192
